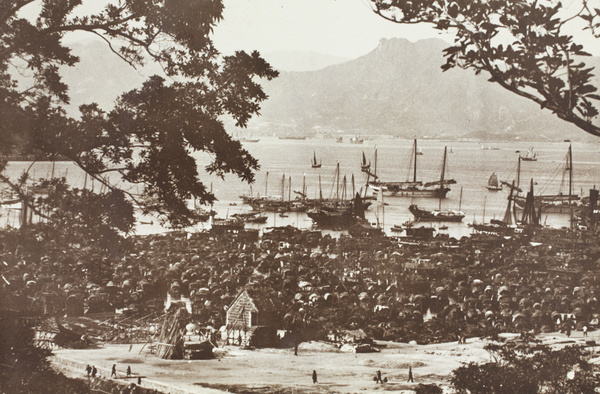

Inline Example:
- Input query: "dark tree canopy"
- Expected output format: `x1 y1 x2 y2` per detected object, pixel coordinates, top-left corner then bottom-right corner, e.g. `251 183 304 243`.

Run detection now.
371 0 600 137
0 0 278 236
452 337 600 393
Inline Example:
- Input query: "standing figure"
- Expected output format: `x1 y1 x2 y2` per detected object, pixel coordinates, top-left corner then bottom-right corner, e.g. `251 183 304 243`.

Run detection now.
407 366 414 383
111 364 117 378
376 370 382 383
85 364 91 377
312 370 318 384
583 326 588 337
91 365 97 378
127 365 132 377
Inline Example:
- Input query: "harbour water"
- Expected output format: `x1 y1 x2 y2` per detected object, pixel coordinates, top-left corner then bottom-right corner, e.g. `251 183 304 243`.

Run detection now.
3 136 600 238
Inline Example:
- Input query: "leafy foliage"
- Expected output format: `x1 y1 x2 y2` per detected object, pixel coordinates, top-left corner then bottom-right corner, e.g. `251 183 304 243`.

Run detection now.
451 336 600 393
0 0 278 234
371 0 600 137
0 312 89 393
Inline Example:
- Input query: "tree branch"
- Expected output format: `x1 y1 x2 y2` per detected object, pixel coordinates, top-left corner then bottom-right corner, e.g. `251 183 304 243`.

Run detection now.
90 31 138 69
0 174 50 221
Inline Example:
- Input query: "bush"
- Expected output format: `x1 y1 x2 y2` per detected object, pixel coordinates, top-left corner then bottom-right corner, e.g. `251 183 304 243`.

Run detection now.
415 383 443 394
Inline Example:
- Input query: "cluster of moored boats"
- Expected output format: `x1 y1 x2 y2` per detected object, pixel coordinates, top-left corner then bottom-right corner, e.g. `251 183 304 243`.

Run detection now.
199 141 581 232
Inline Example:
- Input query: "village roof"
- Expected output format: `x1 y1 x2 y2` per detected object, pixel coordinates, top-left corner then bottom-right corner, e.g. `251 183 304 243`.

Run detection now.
228 286 279 313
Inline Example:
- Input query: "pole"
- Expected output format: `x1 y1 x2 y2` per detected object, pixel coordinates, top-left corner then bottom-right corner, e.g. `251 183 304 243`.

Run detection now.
568 144 573 229
483 195 487 223
517 157 521 191
336 162 340 201
413 138 418 183
265 172 268 197
319 174 323 200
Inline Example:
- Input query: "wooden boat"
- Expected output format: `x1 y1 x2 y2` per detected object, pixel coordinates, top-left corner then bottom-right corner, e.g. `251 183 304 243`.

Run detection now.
514 145 579 214
307 165 368 229
408 170 464 222
368 140 455 198
311 151 322 168
349 135 363 144
408 204 465 222
520 147 537 161
231 212 268 224
486 172 503 191
360 151 371 172
278 136 306 140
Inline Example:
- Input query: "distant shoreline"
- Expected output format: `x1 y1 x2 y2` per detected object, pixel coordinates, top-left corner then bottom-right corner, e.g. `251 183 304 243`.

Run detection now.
1 155 71 162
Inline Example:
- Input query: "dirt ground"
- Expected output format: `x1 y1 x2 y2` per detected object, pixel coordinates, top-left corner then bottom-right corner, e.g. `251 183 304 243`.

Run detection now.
51 331 597 393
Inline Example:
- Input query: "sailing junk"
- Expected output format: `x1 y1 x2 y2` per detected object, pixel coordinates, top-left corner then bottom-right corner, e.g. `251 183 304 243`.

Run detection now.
514 145 578 213
311 151 322 168
486 172 502 191
408 204 465 222
360 151 371 172
306 163 368 228
368 139 456 198
407 147 465 222
520 146 537 161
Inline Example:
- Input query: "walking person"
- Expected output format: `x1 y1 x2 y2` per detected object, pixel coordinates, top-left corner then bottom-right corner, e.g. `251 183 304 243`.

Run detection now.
312 370 318 384
85 364 91 377
111 364 117 378
91 365 97 378
376 370 382 383
407 366 414 383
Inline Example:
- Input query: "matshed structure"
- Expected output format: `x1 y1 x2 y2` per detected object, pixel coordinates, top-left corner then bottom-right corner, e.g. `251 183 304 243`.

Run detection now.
225 288 278 348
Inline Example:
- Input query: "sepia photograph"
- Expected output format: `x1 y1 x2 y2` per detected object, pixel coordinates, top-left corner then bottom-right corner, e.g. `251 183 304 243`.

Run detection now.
2 0 600 393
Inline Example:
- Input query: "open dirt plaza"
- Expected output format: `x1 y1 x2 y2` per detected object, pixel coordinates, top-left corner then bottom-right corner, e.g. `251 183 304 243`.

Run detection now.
51 331 598 393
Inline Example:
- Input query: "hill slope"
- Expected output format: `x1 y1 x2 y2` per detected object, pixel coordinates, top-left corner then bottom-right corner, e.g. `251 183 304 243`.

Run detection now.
250 38 600 141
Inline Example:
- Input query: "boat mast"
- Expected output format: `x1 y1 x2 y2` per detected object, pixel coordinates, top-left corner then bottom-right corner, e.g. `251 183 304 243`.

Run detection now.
335 162 340 201
483 195 487 223
502 181 515 225
413 138 418 183
517 157 521 191
568 144 573 197
288 176 292 201
568 144 573 229
319 174 323 200
459 186 463 211
281 174 285 202
302 174 306 200
374 147 378 178
439 146 447 210
265 171 269 197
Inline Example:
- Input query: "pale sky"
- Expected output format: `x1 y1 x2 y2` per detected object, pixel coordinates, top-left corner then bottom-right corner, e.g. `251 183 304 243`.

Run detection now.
21 0 599 58
212 0 448 58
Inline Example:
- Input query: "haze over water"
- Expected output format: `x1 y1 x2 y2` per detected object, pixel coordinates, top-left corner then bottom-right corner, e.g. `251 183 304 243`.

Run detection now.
4 137 600 238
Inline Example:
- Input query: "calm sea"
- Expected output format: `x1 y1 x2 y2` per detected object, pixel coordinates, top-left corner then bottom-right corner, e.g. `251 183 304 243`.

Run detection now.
3 137 600 238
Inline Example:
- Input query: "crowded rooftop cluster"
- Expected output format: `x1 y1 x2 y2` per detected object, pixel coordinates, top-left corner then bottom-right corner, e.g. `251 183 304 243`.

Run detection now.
2 223 600 346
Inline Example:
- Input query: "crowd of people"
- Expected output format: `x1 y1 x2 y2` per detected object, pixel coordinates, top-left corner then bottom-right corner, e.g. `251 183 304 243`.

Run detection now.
2 223 599 345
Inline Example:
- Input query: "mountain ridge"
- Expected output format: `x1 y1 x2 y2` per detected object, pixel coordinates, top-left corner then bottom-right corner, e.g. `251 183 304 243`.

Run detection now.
248 37 600 142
